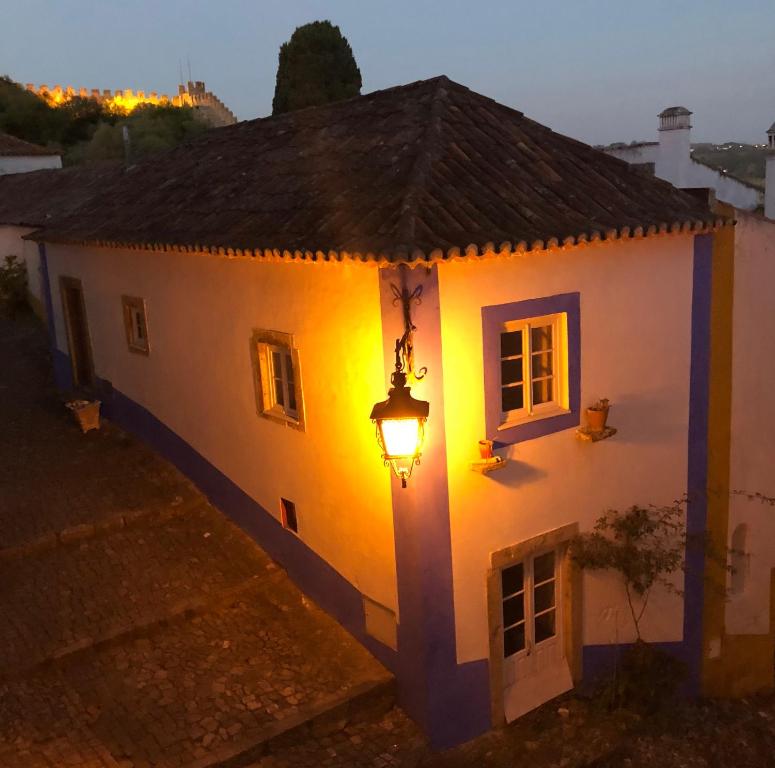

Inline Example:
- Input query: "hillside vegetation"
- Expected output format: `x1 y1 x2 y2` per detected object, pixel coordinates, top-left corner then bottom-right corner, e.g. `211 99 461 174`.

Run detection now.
691 142 766 187
0 76 206 166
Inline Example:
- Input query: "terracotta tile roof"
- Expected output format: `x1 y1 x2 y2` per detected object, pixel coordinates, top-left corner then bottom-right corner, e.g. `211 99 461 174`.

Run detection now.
0 165 121 227
9 77 720 262
0 132 60 157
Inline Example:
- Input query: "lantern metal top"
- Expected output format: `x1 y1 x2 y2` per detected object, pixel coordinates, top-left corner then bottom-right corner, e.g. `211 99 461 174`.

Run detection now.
369 371 429 422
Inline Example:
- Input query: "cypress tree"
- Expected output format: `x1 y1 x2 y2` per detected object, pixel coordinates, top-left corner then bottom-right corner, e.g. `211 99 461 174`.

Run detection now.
272 21 362 115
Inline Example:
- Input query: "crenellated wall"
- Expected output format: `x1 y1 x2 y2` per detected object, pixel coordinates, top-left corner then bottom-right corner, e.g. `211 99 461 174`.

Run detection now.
26 81 237 127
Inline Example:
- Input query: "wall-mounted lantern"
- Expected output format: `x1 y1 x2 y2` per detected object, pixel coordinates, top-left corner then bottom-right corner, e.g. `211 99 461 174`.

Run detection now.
370 283 429 488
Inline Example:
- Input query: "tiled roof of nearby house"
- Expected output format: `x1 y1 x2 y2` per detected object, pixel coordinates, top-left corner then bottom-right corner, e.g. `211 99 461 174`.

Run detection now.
0 165 120 227
0 132 60 157
6 77 720 263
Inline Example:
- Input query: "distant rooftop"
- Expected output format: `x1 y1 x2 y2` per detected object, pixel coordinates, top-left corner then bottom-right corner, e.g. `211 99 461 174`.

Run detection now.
0 133 60 158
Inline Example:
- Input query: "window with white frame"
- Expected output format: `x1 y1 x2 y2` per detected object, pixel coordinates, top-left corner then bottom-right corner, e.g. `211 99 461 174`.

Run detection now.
251 330 304 430
121 295 150 355
499 313 568 425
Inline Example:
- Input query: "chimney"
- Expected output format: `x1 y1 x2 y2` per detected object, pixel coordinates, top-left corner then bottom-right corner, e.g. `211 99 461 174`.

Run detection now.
765 123 775 220
656 106 692 188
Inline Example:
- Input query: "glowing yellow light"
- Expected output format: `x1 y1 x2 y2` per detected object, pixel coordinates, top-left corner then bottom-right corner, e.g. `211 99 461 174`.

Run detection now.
380 418 422 458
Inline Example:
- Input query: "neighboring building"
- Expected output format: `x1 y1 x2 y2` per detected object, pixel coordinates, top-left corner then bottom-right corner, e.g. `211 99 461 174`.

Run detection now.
604 107 762 210
0 76 768 748
27 80 238 127
0 164 117 318
0 133 62 176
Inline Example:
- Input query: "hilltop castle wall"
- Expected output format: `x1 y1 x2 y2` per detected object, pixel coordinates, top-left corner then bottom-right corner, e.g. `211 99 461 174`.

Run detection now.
26 81 237 128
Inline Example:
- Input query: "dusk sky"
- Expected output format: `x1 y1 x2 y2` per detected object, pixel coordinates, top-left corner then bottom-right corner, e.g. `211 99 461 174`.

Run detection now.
1 0 773 145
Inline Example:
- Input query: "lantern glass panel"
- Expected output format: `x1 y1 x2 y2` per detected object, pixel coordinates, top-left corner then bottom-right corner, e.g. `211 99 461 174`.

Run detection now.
380 418 421 457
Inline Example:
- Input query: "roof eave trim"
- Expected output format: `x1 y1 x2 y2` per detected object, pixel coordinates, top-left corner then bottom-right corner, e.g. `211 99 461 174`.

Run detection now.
30 216 730 265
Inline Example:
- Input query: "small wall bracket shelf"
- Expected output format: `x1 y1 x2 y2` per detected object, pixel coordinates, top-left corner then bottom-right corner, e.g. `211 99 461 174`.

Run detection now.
470 456 509 474
575 426 617 442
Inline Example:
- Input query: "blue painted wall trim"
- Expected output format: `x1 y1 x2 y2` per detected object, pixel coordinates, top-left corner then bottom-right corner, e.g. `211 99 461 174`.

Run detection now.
683 233 714 694
50 347 397 673
380 266 491 750
38 243 72 391
482 292 581 446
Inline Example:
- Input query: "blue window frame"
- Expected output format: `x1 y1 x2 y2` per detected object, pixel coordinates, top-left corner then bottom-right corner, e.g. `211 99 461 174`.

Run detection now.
482 293 580 446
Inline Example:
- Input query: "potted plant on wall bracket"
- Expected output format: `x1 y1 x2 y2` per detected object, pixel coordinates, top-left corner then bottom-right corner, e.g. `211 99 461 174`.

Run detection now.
577 398 616 442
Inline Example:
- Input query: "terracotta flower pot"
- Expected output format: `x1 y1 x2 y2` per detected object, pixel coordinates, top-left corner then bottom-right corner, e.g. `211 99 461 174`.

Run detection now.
478 439 494 459
585 406 609 433
66 399 101 434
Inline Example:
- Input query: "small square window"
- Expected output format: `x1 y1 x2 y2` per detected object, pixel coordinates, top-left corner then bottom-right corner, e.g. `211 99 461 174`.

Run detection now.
499 313 567 425
121 296 149 355
251 329 305 430
482 293 580 446
280 498 298 533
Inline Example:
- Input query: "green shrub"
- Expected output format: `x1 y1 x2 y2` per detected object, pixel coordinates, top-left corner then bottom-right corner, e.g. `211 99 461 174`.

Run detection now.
598 640 687 714
0 255 28 317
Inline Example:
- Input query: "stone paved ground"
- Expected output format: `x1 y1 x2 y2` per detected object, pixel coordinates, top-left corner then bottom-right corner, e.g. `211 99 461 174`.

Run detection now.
0 314 393 767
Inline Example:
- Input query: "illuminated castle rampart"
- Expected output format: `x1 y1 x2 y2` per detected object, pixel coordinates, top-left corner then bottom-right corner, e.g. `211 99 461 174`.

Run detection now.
26 80 237 127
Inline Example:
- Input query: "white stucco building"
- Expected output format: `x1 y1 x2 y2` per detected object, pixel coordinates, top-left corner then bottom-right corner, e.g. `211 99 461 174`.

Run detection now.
604 107 762 211
1 76 771 748
0 133 62 176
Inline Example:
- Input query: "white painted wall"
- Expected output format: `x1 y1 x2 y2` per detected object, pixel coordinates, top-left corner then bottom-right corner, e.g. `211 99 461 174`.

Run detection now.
438 235 696 663
727 212 775 634
0 154 61 175
686 160 760 211
604 140 761 211
44 244 398 616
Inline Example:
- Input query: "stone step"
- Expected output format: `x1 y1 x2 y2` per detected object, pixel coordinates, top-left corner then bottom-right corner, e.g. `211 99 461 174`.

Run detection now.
0 491 204 562
0 505 274 676
0 577 393 768
197 675 396 768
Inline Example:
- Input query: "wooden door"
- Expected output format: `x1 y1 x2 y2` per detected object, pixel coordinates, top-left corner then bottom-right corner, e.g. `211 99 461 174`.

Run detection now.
500 547 573 722
60 277 94 387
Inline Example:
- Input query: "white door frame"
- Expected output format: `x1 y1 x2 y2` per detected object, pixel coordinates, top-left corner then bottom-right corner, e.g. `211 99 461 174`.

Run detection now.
486 522 581 726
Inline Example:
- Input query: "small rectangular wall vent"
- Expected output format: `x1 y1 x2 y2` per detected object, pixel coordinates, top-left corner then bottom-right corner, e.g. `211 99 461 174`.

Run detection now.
280 498 298 533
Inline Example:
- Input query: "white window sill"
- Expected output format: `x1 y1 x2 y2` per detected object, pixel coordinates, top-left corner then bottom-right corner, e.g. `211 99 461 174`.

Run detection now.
498 406 570 431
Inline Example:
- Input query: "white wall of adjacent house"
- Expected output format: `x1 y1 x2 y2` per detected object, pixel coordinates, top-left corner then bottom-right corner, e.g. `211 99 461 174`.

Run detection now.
0 225 45 318
438 234 696 665
727 212 775 635
0 154 62 175
43 243 398 623
604 123 761 211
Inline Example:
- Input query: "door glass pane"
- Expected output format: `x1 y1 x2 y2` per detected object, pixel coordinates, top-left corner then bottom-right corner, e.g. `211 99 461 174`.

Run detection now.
500 330 522 358
534 581 555 613
502 595 524 627
502 384 523 412
501 358 523 385
535 609 556 643
531 325 553 352
501 563 523 597
504 624 525 657
534 551 555 584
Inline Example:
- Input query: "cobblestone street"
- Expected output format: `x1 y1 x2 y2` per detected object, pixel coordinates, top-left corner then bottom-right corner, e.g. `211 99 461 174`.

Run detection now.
0 315 404 767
